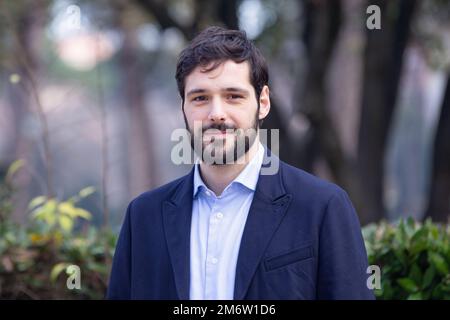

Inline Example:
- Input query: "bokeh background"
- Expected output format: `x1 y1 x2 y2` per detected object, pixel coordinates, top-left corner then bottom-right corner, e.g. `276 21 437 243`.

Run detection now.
0 0 449 299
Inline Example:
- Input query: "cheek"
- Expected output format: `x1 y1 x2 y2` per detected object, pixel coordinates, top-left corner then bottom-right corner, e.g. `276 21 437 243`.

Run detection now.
184 108 208 123
232 108 257 127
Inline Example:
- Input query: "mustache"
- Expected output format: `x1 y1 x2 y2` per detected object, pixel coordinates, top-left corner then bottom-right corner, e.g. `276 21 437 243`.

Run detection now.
202 123 236 133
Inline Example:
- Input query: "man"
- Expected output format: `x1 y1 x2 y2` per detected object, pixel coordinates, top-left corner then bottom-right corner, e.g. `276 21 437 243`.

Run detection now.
107 26 374 300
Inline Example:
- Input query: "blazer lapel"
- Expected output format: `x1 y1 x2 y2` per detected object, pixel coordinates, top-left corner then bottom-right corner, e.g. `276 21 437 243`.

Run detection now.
234 152 292 299
162 168 195 300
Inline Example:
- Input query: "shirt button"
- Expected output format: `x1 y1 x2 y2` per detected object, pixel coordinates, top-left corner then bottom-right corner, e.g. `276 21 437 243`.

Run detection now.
211 257 218 264
216 212 223 219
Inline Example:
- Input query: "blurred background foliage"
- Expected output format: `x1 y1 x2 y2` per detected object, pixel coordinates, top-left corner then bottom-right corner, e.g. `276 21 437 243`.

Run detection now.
0 0 449 299
0 161 115 299
364 218 450 299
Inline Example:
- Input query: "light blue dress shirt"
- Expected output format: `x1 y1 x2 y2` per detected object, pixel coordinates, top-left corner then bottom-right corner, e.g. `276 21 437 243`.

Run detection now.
189 143 265 300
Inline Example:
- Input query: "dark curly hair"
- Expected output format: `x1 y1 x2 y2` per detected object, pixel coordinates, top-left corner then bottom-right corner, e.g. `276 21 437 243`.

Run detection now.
175 26 269 106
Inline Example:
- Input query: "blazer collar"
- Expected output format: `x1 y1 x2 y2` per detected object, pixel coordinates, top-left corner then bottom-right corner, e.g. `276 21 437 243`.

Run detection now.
162 168 194 299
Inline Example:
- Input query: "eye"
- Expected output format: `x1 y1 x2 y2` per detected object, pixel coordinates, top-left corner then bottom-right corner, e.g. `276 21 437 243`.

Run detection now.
192 96 208 102
227 94 244 100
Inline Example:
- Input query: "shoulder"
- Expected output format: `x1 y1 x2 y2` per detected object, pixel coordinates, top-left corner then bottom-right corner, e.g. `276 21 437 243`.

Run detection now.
127 171 190 212
278 160 346 201
278 161 361 228
277 161 363 241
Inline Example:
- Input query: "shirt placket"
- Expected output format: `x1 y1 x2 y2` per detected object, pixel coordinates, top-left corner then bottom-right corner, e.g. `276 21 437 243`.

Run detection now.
204 196 222 299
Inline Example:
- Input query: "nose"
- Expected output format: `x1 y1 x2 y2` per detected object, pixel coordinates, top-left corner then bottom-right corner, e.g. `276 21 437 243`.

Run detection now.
208 97 227 123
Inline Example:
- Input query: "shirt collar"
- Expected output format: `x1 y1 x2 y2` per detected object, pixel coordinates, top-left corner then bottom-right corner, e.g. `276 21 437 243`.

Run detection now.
193 142 265 197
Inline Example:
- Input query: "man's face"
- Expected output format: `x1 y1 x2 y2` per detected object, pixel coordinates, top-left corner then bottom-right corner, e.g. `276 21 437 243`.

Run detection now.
182 60 267 165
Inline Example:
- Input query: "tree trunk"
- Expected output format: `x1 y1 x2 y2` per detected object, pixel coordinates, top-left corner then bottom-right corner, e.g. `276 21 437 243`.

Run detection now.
357 0 417 224
118 18 158 198
424 75 450 223
3 0 49 222
293 0 362 205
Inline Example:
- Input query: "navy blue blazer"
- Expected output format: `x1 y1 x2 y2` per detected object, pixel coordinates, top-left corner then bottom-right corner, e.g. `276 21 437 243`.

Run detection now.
107 150 374 300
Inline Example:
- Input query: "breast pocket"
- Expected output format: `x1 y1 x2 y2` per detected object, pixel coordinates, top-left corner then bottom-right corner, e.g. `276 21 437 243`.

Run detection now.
264 244 313 272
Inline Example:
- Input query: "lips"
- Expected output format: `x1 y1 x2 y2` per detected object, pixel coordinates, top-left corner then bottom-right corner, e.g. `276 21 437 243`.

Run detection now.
203 129 234 135
202 130 235 142
204 131 227 135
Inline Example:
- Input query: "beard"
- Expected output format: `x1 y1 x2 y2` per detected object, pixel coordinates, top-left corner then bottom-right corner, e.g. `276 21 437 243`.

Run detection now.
183 107 259 165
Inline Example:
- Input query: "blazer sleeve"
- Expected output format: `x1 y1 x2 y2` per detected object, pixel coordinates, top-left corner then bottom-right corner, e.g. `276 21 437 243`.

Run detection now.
317 189 375 300
106 202 133 299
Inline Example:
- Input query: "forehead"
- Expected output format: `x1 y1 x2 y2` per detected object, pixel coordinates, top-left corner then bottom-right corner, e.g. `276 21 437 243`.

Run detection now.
184 60 252 93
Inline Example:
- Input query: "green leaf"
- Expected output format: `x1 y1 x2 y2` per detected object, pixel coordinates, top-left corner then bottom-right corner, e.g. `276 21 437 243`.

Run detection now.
58 215 74 232
79 186 95 198
381 281 394 300
405 217 416 238
409 264 422 285
432 283 444 298
58 202 77 218
430 225 439 240
6 159 25 180
50 263 70 283
393 248 408 267
74 208 92 220
397 278 418 293
397 220 406 243
422 266 436 289
4 231 16 244
410 227 428 255
429 252 449 275
32 199 58 227
28 196 47 210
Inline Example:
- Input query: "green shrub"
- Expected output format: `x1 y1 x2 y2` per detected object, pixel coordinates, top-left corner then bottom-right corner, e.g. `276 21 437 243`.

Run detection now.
363 218 450 300
0 161 117 299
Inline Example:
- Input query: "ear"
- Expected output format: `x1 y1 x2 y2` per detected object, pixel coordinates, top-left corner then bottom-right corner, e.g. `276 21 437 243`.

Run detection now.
258 85 271 121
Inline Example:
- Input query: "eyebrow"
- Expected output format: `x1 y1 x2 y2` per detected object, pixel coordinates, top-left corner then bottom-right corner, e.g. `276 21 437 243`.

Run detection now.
186 88 207 97
223 87 250 95
186 87 250 97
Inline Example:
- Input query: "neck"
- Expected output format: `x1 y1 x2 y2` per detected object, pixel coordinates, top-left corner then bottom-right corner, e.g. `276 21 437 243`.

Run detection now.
199 138 260 196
